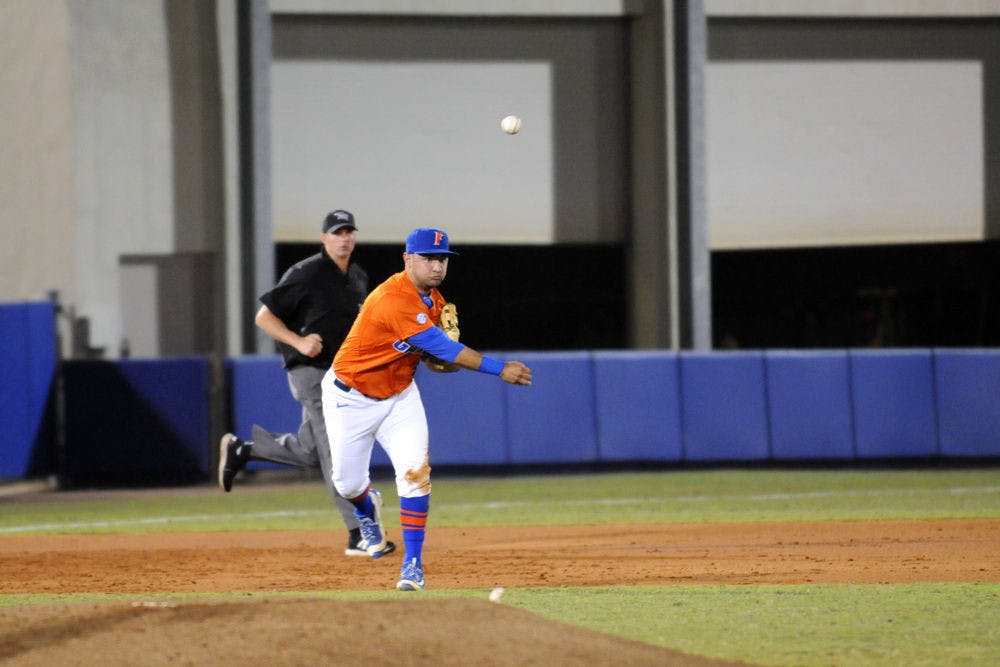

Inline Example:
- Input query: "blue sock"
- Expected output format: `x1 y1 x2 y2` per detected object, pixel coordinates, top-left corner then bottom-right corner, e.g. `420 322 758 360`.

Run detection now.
352 492 375 520
399 494 429 563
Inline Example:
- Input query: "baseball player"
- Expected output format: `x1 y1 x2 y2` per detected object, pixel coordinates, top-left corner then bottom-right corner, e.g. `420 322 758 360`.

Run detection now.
322 227 532 591
218 209 395 557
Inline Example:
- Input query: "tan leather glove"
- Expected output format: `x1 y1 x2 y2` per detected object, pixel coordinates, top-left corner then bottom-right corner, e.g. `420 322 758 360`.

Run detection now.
424 303 460 372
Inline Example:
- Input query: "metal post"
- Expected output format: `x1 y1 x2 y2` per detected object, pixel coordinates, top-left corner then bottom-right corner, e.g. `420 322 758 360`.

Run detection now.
238 0 273 353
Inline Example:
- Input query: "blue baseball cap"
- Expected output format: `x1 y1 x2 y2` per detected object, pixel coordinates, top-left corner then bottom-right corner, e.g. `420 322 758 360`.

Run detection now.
405 228 459 255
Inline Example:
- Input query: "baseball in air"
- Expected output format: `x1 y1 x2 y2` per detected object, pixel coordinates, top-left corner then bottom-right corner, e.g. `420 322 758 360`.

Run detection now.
500 115 522 135
489 587 505 602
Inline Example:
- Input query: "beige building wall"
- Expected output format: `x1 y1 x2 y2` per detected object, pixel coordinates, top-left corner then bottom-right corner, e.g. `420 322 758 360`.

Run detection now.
2 1 995 357
1 1 225 358
0 1 75 305
67 0 175 356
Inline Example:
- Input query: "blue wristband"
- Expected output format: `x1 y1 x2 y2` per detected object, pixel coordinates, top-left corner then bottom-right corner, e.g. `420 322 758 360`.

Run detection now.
477 356 505 376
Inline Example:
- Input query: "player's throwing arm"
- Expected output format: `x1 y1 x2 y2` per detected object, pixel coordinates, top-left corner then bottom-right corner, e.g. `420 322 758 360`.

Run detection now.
500 361 532 385
449 346 532 386
420 302 530 385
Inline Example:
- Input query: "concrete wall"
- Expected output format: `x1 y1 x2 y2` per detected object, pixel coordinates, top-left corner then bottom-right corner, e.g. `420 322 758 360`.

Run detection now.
270 16 629 245
0 2 75 306
1 1 226 359
1 1 996 359
707 18 1000 247
67 0 175 356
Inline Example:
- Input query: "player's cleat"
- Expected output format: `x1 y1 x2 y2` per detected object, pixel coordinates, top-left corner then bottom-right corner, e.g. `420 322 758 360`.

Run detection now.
396 557 425 591
218 433 249 492
357 488 391 558
345 528 396 558
345 528 367 556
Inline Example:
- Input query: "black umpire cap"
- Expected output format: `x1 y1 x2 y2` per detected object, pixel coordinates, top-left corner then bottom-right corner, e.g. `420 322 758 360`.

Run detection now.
323 210 356 233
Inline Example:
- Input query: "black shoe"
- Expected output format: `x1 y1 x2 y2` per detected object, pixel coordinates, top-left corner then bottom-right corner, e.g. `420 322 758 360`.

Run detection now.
218 433 249 492
345 528 397 558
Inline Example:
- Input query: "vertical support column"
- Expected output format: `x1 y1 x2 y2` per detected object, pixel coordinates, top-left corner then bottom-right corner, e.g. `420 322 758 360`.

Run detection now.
238 0 273 353
628 0 711 350
628 1 672 349
675 0 712 350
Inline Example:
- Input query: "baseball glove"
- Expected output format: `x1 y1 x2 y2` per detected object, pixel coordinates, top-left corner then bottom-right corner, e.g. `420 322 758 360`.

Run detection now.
439 302 460 342
424 302 460 372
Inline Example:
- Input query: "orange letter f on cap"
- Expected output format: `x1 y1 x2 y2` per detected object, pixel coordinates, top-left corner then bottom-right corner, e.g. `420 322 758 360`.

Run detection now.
433 232 445 246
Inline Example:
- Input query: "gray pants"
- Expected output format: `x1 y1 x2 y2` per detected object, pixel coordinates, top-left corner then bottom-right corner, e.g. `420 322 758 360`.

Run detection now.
250 365 358 530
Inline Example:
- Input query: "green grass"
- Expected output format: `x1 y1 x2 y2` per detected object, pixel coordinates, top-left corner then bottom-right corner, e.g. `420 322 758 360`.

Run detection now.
2 468 998 665
510 583 1000 666
429 468 1000 525
1 469 997 534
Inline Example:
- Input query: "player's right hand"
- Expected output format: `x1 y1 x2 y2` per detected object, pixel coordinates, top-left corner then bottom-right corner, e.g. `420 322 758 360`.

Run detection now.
296 333 323 358
500 361 532 386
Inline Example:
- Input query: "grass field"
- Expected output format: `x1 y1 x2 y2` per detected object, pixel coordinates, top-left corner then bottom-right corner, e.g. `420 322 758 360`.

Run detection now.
2 468 998 665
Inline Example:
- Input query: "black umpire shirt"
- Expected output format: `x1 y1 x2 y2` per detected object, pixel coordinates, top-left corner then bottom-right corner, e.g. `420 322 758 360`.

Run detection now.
258 249 368 371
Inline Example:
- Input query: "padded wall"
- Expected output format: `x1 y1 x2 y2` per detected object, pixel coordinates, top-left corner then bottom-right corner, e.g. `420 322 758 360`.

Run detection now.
62 358 210 486
766 350 855 460
506 352 599 464
227 356 393 469
592 350 682 462
0 302 56 478
227 355 301 471
221 350 999 468
850 350 939 458
680 352 770 461
934 349 1000 457
416 364 508 465
8 338 993 489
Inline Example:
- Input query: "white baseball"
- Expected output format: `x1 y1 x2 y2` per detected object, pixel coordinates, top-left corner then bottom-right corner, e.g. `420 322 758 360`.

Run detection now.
500 115 522 135
489 587 505 602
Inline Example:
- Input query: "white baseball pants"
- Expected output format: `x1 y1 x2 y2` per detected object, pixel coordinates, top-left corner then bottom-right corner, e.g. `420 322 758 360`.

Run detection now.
321 371 430 501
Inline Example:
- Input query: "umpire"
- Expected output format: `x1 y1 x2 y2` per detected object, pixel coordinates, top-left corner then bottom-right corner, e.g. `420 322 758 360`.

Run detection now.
218 209 395 557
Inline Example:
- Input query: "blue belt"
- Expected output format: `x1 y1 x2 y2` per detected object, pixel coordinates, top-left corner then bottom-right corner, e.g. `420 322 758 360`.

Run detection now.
334 377 384 401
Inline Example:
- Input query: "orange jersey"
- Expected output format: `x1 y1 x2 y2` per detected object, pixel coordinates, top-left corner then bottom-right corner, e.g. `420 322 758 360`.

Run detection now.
334 271 445 398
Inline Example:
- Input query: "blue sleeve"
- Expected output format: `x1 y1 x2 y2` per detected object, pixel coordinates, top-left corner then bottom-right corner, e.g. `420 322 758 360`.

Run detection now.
408 326 464 362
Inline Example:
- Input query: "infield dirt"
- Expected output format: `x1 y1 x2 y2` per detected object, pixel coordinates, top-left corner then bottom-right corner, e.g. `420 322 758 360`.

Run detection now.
1 520 997 594
1 518 997 664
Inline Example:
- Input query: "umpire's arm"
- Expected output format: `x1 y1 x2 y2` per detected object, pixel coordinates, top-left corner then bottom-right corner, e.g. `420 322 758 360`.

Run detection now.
255 305 323 358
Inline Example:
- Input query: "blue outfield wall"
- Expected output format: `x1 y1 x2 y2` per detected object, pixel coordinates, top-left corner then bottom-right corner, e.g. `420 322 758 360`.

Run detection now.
765 350 855 460
680 352 771 462
0 301 57 478
225 349 1000 468
934 350 1000 457
849 349 940 458
415 364 507 466
592 351 682 462
506 352 599 464
225 355 395 469
226 355 303 472
60 357 211 485
4 314 1000 484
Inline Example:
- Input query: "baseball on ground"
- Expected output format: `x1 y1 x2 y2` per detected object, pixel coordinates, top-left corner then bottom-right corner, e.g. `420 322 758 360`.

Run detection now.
500 115 522 134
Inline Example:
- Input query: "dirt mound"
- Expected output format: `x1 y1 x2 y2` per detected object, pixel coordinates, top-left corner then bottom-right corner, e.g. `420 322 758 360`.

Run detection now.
0 598 745 666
